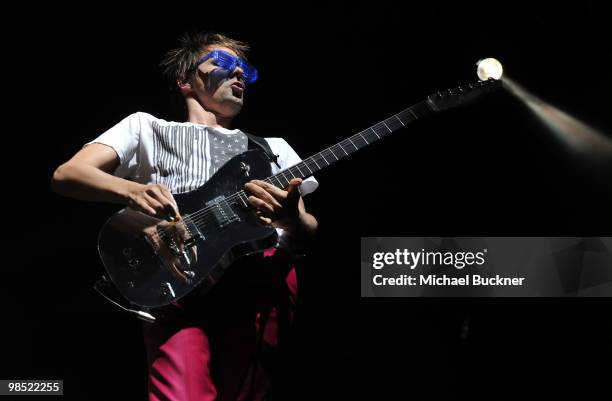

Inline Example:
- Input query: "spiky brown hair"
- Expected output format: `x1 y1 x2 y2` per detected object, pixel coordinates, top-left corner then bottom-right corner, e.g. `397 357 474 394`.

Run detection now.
160 31 250 85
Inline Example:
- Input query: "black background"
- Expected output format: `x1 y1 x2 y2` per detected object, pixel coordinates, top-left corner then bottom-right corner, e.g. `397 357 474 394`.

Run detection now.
4 1 612 400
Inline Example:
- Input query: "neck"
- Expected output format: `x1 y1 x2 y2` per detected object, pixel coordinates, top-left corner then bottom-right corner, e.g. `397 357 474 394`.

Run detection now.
185 97 234 129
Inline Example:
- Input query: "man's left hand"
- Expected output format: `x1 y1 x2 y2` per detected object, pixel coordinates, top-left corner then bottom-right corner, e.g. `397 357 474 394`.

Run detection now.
244 178 302 230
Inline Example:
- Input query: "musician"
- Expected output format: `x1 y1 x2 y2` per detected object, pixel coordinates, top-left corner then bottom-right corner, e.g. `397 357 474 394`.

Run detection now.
51 32 318 401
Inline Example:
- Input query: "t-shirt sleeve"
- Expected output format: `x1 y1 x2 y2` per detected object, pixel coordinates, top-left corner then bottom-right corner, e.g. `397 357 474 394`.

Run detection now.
84 112 142 178
265 137 319 196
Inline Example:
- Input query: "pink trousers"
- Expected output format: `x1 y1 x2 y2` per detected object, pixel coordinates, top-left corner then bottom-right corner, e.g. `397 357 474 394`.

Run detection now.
142 249 297 401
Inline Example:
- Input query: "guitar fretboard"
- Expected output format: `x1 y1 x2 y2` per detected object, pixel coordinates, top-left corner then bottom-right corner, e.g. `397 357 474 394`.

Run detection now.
226 101 433 208
264 101 432 189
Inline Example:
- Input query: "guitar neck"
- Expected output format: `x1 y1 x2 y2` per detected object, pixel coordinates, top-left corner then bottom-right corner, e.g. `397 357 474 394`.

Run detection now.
195 79 500 212
264 100 434 188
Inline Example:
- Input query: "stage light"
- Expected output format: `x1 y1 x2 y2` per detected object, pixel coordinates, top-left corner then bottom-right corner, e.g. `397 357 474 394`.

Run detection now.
476 58 504 80
473 56 610 160
503 76 612 159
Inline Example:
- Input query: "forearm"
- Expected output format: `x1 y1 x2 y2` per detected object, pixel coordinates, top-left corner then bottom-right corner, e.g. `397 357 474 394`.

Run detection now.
297 210 318 238
280 210 318 250
51 162 140 205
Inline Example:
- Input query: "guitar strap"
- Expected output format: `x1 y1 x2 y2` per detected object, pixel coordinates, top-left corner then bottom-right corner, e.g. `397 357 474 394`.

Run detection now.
243 132 281 169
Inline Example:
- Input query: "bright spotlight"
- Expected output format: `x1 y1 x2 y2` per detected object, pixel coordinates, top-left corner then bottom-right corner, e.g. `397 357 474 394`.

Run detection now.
503 76 612 159
476 58 504 80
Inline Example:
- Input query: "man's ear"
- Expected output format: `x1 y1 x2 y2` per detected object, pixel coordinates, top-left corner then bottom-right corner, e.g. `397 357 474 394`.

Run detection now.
177 79 192 96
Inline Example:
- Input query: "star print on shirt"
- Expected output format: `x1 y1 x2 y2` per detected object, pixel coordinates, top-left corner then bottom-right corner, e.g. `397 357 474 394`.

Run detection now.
207 129 249 179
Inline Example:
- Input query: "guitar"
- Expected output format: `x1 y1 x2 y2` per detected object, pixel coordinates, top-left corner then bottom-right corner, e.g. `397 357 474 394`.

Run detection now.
97 78 502 310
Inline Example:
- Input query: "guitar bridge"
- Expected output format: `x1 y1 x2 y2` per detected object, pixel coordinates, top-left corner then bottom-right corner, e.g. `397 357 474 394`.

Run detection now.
183 216 204 246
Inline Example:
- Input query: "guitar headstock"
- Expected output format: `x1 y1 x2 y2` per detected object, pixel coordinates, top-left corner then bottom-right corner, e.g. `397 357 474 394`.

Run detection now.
426 78 503 112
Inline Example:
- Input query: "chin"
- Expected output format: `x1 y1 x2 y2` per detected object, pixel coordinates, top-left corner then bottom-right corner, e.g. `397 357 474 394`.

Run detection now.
218 99 243 118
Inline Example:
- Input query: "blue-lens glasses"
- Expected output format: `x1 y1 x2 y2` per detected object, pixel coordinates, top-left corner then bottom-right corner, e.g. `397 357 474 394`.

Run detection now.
194 50 258 84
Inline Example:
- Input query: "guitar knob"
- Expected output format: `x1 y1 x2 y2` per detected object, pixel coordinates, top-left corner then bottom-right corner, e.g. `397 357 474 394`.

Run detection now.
160 282 176 298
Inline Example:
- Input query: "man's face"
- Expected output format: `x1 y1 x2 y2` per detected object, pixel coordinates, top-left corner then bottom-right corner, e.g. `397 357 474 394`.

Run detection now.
188 46 247 118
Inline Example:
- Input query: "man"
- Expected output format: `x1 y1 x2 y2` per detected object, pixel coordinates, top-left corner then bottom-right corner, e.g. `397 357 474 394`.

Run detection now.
51 31 318 401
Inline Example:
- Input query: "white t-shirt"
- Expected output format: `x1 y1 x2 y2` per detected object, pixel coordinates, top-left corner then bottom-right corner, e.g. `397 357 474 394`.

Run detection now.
85 112 318 196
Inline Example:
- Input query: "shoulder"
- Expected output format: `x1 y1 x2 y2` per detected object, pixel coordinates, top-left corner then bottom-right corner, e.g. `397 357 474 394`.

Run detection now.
128 112 186 135
113 112 160 131
131 111 165 126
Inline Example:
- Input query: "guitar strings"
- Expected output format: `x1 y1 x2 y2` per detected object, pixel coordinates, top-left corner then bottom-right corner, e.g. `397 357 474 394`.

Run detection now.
169 142 365 231
156 119 405 239
151 81 496 245
175 123 400 225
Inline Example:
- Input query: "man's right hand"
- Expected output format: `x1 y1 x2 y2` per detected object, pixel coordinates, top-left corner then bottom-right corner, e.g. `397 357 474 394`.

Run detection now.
127 183 180 222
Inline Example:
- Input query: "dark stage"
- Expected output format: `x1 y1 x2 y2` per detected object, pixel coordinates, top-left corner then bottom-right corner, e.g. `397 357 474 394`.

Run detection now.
4 2 612 400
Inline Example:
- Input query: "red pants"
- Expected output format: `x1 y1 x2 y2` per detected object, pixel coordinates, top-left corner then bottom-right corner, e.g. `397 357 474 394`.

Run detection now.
143 249 297 401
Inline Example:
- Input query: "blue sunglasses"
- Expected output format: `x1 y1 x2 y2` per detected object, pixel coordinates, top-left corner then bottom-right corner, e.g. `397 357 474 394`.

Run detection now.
194 50 258 84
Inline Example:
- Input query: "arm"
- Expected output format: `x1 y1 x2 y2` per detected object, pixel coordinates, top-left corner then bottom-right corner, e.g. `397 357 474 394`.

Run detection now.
53 143 192 281
288 196 318 243
51 143 178 220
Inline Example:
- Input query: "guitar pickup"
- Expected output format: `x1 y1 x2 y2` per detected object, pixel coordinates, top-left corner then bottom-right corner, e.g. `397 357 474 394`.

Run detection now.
205 196 241 228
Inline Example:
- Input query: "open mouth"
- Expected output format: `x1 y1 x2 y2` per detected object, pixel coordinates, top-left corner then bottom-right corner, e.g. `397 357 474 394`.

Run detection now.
230 82 244 97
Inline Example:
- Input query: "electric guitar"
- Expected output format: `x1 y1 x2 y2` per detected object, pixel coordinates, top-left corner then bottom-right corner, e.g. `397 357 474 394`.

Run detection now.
97 78 502 310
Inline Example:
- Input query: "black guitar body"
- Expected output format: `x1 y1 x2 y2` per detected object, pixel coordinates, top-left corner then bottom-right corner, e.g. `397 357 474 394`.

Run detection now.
98 150 278 309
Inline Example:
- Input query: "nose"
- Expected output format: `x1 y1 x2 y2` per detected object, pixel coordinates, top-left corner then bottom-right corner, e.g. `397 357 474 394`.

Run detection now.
230 64 245 81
